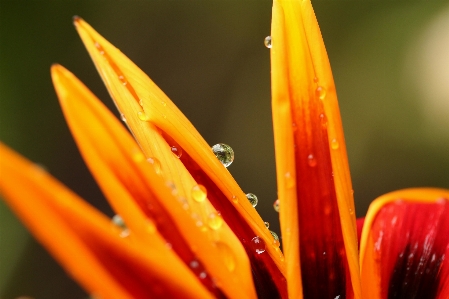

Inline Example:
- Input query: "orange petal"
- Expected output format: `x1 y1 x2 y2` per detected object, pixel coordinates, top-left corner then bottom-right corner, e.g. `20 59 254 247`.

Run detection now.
51 64 257 299
0 143 214 299
74 17 287 297
271 0 360 298
360 188 449 299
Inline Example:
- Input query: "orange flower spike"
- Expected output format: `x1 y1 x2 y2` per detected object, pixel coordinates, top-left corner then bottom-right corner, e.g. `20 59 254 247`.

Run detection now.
271 0 361 298
74 17 287 297
0 143 214 299
360 188 449 299
51 64 257 299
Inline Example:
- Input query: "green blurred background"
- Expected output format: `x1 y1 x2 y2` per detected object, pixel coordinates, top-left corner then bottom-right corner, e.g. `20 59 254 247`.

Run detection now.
1 0 448 298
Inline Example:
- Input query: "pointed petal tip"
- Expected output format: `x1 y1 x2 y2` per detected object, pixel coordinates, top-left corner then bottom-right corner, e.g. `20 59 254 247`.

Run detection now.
73 15 82 25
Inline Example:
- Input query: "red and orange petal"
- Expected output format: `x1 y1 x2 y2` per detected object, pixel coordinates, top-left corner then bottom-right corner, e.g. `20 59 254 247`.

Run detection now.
270 0 360 298
51 64 256 299
0 143 214 299
360 188 449 299
74 18 287 298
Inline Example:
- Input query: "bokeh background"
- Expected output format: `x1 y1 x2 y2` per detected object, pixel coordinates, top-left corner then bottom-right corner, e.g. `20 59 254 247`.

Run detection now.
1 0 449 298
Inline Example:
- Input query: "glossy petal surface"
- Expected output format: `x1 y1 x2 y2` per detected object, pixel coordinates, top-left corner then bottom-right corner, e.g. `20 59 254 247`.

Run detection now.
361 188 449 299
74 18 287 298
270 0 360 298
0 143 214 299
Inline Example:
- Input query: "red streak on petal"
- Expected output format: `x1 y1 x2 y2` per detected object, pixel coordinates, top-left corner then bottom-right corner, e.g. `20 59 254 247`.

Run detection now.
179 150 288 299
292 96 353 299
371 199 449 299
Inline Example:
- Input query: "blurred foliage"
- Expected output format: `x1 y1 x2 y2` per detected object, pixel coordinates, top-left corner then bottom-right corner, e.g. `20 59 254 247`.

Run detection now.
1 0 448 298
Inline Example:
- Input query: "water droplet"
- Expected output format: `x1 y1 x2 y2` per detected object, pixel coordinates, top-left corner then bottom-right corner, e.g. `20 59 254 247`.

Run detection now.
112 215 126 229
211 143 234 167
264 222 270 229
246 193 258 207
284 172 295 188
319 113 328 127
316 86 326 100
313 77 319 83
307 154 317 167
147 157 161 174
250 236 266 254
139 99 144 107
161 101 167 106
264 36 272 48
273 199 280 212
271 231 280 247
171 145 182 158
94 42 105 55
216 242 236 272
138 111 149 121
192 185 207 202
331 139 339 150
232 195 238 204
207 212 223 230
349 208 354 215
120 114 127 123
118 75 127 86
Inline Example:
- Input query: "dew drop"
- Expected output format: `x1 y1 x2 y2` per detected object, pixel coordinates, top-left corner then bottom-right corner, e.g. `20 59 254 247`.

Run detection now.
250 236 266 254
232 195 238 204
120 113 127 123
192 184 207 202
264 222 270 229
139 99 144 107
207 212 223 230
331 138 339 150
246 193 258 207
161 101 167 107
313 77 319 83
147 157 162 174
94 42 105 55
284 172 295 188
307 154 317 167
118 75 127 86
319 113 328 127
138 111 149 121
270 231 280 247
171 145 182 158
211 143 234 167
273 199 280 212
349 208 354 215
112 214 127 229
264 36 272 48
315 86 326 100
216 242 236 272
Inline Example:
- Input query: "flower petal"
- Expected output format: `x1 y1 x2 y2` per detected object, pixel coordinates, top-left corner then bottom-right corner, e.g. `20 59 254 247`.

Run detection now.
74 17 287 298
0 143 214 299
270 0 360 298
51 64 257 299
360 188 449 299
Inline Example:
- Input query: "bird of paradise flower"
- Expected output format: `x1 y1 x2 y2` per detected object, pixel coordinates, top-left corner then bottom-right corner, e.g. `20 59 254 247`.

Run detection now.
1 0 448 299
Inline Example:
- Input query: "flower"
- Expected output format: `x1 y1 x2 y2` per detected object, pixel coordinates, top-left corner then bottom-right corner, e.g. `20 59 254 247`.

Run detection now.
1 0 448 298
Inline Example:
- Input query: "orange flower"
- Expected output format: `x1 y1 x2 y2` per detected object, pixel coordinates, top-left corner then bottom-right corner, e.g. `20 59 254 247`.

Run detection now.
1 0 448 298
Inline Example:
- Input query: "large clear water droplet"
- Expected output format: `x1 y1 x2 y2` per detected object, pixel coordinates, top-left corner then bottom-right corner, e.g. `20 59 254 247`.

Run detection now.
192 184 207 202
264 36 272 48
211 143 234 167
246 193 258 207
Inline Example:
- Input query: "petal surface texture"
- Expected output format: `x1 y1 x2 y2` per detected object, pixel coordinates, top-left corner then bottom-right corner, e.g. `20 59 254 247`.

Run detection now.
73 18 287 298
270 0 361 298
51 64 256 299
0 143 214 299
360 188 449 299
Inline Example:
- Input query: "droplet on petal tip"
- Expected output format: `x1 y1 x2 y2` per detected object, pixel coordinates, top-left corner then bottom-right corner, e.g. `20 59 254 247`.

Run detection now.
246 193 258 207
264 36 272 48
211 143 234 167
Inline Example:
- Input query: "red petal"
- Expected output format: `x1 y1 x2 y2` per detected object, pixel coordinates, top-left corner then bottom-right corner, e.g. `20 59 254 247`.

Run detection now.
360 188 449 299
